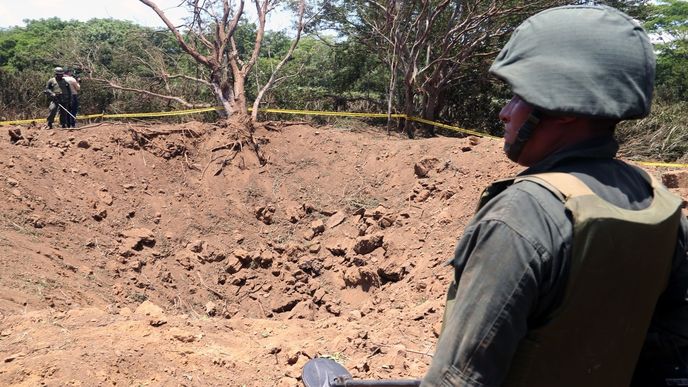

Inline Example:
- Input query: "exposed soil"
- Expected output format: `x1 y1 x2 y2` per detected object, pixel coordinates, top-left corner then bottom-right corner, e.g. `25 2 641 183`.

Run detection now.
1 120 686 386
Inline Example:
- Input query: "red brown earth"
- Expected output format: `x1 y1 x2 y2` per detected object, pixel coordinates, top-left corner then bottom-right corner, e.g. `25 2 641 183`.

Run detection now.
1 120 686 386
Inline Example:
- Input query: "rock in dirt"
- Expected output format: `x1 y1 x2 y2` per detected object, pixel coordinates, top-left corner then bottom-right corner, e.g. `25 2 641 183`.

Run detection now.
135 300 164 317
325 240 348 256
326 211 347 229
225 255 243 274
92 204 108 221
232 248 250 262
271 297 300 314
188 239 205 253
311 219 325 235
27 214 45 228
169 327 197 343
199 244 228 263
205 301 217 316
662 171 688 189
120 228 156 251
134 300 167 326
343 267 380 289
256 205 276 225
4 353 24 363
353 234 384 255
97 190 114 206
286 203 307 223
414 158 440 178
378 258 408 282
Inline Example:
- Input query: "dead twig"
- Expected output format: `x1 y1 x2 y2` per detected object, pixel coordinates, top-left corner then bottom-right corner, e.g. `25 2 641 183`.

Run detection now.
196 271 226 301
214 150 240 176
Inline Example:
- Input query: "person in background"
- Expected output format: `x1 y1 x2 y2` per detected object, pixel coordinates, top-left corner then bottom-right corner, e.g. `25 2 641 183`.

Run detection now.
422 5 688 387
63 69 81 128
44 66 72 129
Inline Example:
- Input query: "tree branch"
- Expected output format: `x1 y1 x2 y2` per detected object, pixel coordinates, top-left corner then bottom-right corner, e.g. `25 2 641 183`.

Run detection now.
90 77 209 108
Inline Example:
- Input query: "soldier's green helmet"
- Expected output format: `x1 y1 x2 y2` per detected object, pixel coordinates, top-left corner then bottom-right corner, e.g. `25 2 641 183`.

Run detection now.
54 67 64 75
489 5 655 120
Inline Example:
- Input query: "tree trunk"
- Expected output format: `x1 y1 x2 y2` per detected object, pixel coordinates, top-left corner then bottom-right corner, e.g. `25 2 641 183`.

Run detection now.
401 68 416 138
421 88 443 136
211 77 234 118
233 75 247 115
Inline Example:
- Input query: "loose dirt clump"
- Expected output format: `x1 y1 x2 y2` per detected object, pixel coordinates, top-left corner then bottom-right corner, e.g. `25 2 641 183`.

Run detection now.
0 120 685 385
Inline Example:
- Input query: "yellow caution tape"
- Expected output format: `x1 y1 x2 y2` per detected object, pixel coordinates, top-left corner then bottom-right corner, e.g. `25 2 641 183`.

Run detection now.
259 107 406 119
1 107 686 168
407 116 501 139
636 161 688 168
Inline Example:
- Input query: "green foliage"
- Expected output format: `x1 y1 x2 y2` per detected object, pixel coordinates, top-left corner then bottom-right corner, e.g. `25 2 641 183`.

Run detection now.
0 18 80 72
2 2 687 165
0 18 217 119
252 35 387 113
645 0 688 102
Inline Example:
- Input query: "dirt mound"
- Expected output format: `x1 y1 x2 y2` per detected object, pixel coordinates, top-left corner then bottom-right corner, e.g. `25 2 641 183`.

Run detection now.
0 121 684 386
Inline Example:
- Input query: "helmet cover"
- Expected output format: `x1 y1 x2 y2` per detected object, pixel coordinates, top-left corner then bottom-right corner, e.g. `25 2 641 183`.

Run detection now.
489 5 655 119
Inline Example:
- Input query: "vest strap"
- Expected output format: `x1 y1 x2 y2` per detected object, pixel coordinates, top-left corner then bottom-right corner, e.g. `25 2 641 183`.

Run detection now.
515 172 593 200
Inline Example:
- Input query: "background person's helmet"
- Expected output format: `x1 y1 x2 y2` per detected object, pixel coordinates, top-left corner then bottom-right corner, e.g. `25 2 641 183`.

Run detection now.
489 5 655 120
54 67 64 75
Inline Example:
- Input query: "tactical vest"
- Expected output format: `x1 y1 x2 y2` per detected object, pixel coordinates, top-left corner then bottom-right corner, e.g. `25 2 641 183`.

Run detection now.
473 172 683 387
46 77 71 96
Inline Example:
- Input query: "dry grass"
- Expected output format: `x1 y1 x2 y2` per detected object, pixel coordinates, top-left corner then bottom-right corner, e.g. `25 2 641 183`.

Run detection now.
617 101 688 163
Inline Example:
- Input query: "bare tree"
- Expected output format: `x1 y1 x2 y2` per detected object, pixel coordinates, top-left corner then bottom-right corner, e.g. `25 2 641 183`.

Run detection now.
330 0 566 136
251 0 306 121
139 0 252 120
137 0 310 164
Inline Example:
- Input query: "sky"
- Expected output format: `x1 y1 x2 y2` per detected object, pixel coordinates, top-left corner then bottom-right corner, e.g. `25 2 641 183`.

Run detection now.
0 0 293 30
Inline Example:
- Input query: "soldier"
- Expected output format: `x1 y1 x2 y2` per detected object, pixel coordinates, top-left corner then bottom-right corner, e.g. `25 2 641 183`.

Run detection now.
423 5 688 387
63 69 81 128
44 66 72 129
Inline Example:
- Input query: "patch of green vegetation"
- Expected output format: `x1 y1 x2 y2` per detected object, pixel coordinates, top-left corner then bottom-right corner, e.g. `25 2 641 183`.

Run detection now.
128 292 148 303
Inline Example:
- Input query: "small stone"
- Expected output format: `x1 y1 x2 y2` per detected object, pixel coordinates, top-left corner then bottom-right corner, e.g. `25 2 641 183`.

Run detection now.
205 301 217 316
4 353 24 363
97 190 114 206
348 310 363 321
170 327 196 343
308 243 321 254
413 158 440 178
325 241 348 256
353 234 384 255
189 240 205 253
326 211 347 229
92 208 107 221
311 219 325 235
225 255 243 274
150 319 167 327
233 248 250 262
